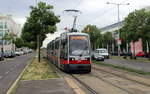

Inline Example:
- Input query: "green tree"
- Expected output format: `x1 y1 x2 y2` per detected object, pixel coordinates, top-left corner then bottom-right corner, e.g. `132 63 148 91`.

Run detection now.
22 2 60 62
22 2 60 49
122 9 148 57
102 32 115 52
15 38 25 48
82 25 102 50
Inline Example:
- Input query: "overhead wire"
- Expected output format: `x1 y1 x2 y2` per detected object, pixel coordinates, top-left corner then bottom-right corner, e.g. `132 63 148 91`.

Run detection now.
89 0 130 27
73 0 83 9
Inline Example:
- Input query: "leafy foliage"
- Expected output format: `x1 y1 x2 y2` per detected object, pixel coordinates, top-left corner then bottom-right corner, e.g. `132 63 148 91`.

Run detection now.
120 9 150 58
22 2 60 49
15 38 25 48
121 9 148 42
103 32 114 47
82 25 102 50
82 25 115 51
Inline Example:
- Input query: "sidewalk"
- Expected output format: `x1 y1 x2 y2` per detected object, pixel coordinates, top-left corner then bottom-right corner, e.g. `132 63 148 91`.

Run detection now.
103 59 150 72
15 78 76 94
13 55 76 94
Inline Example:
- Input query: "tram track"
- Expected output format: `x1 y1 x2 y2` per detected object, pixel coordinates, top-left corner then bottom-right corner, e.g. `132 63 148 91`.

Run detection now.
90 71 134 94
49 63 98 94
92 66 150 87
70 74 98 94
50 62 150 94
73 68 150 94
71 72 136 94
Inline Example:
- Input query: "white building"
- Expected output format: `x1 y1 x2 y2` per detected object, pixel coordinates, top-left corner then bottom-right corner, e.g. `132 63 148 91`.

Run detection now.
0 14 21 52
100 21 124 40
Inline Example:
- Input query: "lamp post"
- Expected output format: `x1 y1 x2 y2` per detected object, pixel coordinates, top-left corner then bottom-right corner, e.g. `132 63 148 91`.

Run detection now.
106 2 129 56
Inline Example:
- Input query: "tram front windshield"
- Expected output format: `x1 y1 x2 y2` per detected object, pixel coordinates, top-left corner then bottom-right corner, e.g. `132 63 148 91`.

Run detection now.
69 35 90 56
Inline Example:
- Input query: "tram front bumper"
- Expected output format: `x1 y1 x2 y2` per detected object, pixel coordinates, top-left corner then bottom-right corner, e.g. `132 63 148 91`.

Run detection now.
64 64 91 71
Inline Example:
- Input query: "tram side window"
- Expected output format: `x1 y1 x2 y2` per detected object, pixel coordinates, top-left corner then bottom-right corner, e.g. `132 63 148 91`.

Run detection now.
55 41 59 50
60 39 68 59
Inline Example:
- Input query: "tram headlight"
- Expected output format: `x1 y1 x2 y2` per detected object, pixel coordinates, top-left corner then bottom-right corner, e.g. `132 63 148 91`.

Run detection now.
86 57 90 61
69 58 75 61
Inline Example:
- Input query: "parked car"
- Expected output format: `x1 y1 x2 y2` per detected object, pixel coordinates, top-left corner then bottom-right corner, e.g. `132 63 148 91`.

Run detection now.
4 50 15 58
0 52 4 61
15 51 21 56
93 54 104 61
19 51 24 55
28 49 33 53
23 50 29 54
94 48 109 59
136 51 145 57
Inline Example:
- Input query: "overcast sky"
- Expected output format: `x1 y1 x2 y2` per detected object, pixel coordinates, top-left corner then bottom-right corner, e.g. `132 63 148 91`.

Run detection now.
0 0 150 47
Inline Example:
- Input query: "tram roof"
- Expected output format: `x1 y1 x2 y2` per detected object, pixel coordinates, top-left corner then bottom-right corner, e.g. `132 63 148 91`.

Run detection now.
61 32 89 36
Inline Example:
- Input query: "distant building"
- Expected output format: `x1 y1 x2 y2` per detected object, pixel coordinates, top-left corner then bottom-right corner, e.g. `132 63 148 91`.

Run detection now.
99 6 150 54
100 21 124 40
0 14 21 52
100 21 124 34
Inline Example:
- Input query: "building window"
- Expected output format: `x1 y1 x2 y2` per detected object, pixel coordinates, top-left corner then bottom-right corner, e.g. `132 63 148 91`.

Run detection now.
4 22 7 29
0 22 3 29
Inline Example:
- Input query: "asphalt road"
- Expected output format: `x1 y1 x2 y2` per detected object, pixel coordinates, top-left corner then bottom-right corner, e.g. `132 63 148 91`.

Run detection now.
103 58 150 72
0 53 34 94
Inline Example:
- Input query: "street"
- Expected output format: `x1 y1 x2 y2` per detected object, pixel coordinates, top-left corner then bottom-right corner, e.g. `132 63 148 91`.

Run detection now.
5 54 150 94
103 58 150 72
0 53 34 94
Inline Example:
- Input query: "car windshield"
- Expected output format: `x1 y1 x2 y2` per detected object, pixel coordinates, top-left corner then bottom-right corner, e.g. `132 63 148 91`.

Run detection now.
69 35 90 56
5 51 12 53
99 50 107 53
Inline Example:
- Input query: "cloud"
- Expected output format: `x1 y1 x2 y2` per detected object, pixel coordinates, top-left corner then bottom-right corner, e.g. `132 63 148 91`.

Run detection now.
12 16 26 26
78 0 106 12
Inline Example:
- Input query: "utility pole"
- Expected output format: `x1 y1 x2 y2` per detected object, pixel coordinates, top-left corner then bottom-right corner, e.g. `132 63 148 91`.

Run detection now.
1 22 4 54
107 2 129 56
36 0 38 5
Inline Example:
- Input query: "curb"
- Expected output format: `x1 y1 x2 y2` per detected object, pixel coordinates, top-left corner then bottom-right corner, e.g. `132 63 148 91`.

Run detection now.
6 56 35 94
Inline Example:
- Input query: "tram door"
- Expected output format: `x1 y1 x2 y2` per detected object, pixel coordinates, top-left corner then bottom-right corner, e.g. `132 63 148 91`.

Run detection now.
60 38 68 66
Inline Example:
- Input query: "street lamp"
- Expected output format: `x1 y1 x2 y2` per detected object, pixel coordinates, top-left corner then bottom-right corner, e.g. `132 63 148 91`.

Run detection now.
106 2 129 56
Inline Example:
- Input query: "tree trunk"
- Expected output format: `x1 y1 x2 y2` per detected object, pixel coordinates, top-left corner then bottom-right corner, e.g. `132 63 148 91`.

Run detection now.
37 35 40 62
148 41 150 60
107 43 109 52
133 42 136 59
112 43 114 54
126 43 128 53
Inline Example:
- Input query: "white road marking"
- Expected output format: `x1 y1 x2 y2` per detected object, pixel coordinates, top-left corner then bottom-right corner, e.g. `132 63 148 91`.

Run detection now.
5 71 9 74
0 76 3 79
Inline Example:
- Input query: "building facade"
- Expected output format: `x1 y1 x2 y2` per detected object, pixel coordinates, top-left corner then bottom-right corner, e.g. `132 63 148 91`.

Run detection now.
100 21 124 39
0 14 21 52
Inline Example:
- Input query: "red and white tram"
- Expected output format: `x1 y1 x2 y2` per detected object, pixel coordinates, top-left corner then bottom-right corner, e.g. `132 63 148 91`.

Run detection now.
47 31 92 73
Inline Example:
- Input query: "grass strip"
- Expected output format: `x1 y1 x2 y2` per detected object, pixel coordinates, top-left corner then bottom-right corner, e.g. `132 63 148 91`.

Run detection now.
111 56 150 63
21 58 59 81
94 61 150 75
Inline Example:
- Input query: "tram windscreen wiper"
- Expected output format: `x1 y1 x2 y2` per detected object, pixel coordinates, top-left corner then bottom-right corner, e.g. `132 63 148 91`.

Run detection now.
79 46 88 57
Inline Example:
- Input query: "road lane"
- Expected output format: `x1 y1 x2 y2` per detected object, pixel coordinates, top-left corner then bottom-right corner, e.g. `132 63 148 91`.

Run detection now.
103 59 150 72
0 53 34 94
